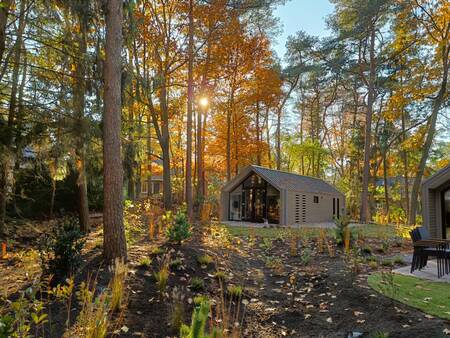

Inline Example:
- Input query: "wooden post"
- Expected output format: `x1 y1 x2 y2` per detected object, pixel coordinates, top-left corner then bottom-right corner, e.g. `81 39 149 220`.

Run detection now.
1 242 6 259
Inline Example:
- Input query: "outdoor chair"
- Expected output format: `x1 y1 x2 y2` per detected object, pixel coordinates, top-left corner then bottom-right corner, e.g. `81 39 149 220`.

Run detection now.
409 227 450 278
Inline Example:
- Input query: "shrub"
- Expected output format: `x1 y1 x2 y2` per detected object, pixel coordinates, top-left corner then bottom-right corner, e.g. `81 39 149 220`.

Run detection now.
333 216 352 246
300 248 312 266
166 211 192 245
371 331 389 338
189 277 205 292
197 254 213 267
38 217 85 280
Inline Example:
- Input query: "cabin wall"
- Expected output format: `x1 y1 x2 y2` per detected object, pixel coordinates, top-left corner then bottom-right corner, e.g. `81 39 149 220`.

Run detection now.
285 191 345 225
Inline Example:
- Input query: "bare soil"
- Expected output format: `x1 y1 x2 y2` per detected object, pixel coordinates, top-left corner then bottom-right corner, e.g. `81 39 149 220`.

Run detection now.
1 222 449 338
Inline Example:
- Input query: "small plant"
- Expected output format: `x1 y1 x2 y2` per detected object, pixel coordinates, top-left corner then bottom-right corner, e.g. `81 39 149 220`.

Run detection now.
169 257 183 270
189 277 205 292
381 259 394 267
317 229 326 253
227 285 243 299
333 216 352 247
300 248 312 266
154 253 171 295
52 277 75 330
38 217 85 281
214 270 226 281
197 254 213 267
0 279 51 337
109 258 127 312
166 211 192 245
248 227 257 247
151 246 165 255
361 245 372 255
326 240 335 257
345 249 364 278
180 300 212 338
0 315 14 337
393 256 404 265
260 237 273 251
170 287 186 331
371 331 389 338
138 256 152 268
379 270 399 301
265 256 284 275
368 260 378 269
74 278 111 338
193 295 209 305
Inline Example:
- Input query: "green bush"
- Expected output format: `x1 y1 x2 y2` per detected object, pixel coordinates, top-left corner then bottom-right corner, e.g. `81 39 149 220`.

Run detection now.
166 211 192 245
38 217 85 281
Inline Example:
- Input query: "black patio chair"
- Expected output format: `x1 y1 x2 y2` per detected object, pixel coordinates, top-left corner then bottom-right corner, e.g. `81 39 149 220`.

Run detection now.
409 227 450 278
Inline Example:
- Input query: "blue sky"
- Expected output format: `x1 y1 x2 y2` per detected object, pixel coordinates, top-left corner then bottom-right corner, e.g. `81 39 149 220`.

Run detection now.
272 0 335 59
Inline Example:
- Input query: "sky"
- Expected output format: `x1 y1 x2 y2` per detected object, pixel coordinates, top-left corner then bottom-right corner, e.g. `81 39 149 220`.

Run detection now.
272 0 335 59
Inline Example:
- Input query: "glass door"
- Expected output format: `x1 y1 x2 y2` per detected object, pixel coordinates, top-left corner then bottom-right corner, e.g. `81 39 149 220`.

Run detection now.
443 189 450 239
229 193 242 221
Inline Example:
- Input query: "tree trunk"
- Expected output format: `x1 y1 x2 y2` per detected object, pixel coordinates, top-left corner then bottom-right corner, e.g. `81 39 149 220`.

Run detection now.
360 27 376 224
0 0 12 65
276 105 281 170
103 0 127 262
74 16 90 233
382 150 390 223
401 96 410 222
185 0 194 218
408 38 449 225
0 0 26 236
160 78 172 210
226 90 234 181
256 101 261 165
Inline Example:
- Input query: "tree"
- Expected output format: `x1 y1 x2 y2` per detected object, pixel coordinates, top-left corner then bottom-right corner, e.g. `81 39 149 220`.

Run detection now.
407 0 449 224
186 0 194 219
103 0 127 262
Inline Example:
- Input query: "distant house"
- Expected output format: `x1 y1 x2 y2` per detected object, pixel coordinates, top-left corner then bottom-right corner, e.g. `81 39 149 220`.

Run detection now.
422 164 450 239
220 165 345 225
140 175 163 197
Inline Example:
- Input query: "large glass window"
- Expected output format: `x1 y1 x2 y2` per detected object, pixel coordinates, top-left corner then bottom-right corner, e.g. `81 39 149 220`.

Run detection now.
229 173 280 224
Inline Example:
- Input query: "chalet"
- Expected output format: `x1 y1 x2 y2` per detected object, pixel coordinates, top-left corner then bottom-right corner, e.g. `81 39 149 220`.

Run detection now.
220 165 345 225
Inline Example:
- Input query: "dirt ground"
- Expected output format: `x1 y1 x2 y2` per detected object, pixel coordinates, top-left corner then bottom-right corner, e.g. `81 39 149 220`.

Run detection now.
1 221 449 338
121 225 449 338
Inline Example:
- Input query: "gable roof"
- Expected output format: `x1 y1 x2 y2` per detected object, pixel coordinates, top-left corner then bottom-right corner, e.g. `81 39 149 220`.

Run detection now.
422 164 450 190
222 165 344 196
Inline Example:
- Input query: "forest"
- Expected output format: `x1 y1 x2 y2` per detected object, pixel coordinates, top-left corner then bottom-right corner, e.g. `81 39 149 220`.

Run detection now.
0 0 449 337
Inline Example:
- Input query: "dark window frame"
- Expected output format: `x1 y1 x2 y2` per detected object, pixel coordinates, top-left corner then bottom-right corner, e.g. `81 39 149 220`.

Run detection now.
313 196 319 204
